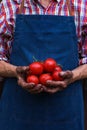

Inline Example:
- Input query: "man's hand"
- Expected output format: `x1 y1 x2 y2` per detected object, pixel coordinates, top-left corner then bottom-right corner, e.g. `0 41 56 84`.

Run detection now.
16 66 43 94
43 70 73 94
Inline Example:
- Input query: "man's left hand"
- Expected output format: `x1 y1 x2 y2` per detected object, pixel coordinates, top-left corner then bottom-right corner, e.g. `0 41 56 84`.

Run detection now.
43 70 73 94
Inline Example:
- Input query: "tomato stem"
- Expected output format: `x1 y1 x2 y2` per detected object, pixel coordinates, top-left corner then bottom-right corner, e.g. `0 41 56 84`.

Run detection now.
33 56 38 62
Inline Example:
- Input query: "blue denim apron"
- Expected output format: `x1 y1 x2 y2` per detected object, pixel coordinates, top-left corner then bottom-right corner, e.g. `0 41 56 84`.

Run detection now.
0 15 84 130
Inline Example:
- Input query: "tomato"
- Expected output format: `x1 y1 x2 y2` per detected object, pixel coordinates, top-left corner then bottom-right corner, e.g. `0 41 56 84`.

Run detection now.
52 71 63 81
44 58 57 72
39 73 53 85
54 65 62 72
29 62 44 75
26 75 39 85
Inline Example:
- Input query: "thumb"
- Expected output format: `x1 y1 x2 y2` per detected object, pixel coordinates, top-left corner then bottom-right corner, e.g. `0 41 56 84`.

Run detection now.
16 66 29 73
59 70 73 79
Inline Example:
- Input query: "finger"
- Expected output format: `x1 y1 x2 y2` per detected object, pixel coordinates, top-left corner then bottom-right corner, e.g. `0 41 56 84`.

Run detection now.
24 83 35 90
28 84 43 93
16 66 29 73
46 80 66 88
29 87 43 94
59 71 73 79
29 84 42 92
44 87 62 94
18 77 35 89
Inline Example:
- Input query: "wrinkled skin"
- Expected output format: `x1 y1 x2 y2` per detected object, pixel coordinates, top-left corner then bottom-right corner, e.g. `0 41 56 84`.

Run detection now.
16 66 73 94
43 70 73 94
16 66 44 94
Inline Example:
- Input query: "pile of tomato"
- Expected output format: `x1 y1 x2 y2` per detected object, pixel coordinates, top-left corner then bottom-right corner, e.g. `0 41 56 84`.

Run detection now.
26 58 63 85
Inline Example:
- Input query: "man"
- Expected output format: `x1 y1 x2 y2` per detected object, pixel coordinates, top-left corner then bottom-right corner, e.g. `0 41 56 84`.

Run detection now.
0 0 87 130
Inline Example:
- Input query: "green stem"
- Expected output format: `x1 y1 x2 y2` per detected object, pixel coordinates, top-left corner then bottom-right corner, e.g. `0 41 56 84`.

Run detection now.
33 56 38 62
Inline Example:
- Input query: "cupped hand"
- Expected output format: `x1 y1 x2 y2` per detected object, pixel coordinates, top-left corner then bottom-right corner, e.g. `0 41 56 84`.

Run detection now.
16 66 44 94
43 70 73 94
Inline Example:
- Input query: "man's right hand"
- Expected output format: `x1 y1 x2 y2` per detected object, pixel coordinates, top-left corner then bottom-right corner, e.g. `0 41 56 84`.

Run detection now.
16 66 44 94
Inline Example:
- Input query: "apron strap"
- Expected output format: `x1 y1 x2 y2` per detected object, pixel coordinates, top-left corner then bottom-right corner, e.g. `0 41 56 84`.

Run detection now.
18 0 74 16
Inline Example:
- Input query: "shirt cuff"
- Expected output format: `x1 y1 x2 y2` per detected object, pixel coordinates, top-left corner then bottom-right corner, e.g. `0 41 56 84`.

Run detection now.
79 58 87 65
0 57 9 62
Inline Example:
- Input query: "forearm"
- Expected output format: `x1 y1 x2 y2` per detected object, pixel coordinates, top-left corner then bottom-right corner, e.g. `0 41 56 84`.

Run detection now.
71 64 87 83
0 61 17 78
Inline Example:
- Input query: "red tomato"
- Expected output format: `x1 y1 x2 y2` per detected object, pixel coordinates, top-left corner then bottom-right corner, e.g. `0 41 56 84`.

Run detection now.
54 65 62 72
39 73 53 85
29 62 44 75
52 71 63 81
44 58 57 72
26 75 39 85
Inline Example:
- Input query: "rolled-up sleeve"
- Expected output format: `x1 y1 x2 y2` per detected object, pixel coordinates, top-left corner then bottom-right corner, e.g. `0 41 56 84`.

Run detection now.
79 24 87 65
0 1 16 62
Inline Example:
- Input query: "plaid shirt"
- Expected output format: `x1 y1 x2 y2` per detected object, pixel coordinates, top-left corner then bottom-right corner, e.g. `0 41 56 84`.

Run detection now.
0 0 87 64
